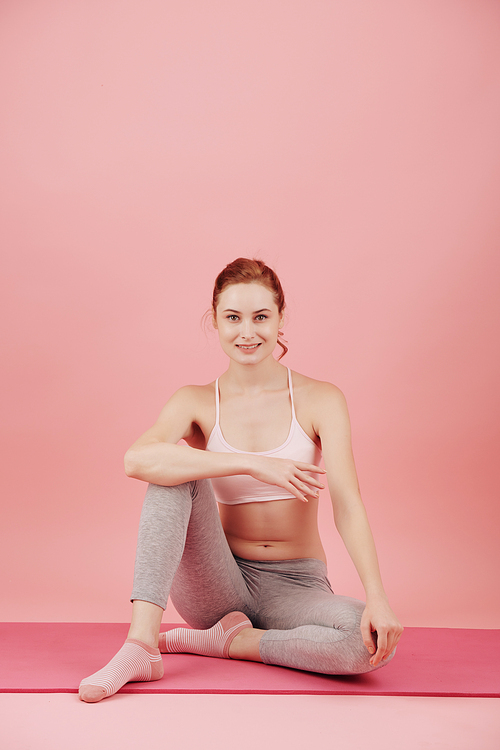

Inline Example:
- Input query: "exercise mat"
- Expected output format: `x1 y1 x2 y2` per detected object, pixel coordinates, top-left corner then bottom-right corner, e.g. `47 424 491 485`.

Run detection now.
1 623 498 697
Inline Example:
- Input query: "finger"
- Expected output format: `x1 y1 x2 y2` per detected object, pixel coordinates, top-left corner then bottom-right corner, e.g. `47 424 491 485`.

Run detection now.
295 471 326 490
290 478 321 501
299 483 320 497
383 627 403 660
285 482 309 503
385 630 399 658
360 622 376 657
371 631 388 667
381 638 394 662
299 493 317 503
294 462 327 475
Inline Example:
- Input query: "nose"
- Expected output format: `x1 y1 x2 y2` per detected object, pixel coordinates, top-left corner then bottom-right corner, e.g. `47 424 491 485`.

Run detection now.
241 319 255 339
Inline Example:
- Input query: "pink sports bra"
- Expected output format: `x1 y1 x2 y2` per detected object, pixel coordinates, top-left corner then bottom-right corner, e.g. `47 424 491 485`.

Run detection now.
206 368 322 505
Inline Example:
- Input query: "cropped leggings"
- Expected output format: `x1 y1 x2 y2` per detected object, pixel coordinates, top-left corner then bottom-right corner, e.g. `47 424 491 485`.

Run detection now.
131 480 394 675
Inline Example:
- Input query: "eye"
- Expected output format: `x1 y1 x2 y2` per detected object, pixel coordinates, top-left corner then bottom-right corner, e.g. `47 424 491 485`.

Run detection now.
226 314 239 322
255 314 268 321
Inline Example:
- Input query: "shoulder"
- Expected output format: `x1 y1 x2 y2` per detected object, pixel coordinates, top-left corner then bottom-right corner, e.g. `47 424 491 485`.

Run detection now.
160 381 215 419
291 370 346 408
290 370 349 434
168 382 215 404
145 381 216 445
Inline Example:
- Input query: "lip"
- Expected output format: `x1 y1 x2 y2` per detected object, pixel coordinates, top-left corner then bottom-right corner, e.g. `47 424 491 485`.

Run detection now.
236 343 261 351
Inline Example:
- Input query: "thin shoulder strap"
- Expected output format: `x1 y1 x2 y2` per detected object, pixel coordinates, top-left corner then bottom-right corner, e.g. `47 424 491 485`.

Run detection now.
214 378 220 424
287 368 297 419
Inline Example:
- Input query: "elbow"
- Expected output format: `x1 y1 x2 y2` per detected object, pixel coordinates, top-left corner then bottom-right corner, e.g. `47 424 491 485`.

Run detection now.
124 449 141 479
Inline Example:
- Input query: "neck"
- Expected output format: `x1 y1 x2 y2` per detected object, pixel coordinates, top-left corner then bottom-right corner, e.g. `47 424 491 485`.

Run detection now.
223 357 287 392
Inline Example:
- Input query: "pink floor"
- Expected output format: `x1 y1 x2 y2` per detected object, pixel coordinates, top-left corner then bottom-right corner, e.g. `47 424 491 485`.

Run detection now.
1 694 499 750
4 623 499 698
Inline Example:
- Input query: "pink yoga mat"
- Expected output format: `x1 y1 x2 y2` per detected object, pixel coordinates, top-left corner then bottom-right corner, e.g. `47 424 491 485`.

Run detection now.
1 623 498 697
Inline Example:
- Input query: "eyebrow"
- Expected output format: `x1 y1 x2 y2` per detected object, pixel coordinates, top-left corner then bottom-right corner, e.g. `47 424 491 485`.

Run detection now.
222 308 272 314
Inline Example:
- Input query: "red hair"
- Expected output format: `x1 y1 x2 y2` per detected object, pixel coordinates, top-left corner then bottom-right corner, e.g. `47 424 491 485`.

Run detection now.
212 258 288 359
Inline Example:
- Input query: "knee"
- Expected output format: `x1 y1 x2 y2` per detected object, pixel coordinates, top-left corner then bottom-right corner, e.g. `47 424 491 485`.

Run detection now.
190 478 216 502
325 599 394 676
138 483 194 530
329 597 365 637
143 479 214 506
331 599 397 675
143 482 192 505
335 627 397 676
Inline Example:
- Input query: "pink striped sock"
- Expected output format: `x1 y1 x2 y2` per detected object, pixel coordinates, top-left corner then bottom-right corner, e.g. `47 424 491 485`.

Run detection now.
159 611 252 659
79 639 164 703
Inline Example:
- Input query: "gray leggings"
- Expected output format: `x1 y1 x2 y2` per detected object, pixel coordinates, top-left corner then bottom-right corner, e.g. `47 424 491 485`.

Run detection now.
131 480 393 675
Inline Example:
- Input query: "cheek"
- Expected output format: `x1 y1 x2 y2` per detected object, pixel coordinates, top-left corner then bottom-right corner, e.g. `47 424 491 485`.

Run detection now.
218 323 235 340
262 323 279 340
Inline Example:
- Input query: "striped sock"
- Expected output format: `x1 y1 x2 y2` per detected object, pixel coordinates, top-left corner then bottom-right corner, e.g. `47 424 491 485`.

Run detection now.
159 611 252 659
79 639 164 703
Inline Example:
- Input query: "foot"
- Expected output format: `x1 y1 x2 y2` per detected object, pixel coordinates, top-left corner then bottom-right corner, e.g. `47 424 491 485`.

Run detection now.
79 639 163 703
159 611 252 659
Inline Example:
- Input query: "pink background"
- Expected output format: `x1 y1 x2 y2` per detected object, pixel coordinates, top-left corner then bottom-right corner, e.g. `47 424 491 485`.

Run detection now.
1 0 499 628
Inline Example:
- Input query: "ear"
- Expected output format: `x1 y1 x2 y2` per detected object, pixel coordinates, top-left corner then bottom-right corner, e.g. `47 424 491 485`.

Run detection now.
212 312 218 330
278 310 285 329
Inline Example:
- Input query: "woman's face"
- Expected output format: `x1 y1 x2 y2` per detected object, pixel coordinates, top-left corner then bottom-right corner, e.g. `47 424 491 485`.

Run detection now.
214 283 284 365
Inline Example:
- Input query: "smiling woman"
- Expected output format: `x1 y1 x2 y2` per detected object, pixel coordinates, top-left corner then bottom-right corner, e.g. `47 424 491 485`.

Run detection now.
214 284 283 362
211 258 289 359
79 258 403 703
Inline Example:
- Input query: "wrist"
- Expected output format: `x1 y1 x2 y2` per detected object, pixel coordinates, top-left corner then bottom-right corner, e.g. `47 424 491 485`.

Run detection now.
364 587 389 603
239 453 258 476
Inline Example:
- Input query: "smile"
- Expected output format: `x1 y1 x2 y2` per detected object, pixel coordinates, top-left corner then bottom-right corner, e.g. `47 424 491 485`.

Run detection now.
236 343 261 350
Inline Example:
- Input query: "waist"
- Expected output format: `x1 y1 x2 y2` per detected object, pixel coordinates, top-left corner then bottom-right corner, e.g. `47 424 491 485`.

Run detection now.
227 538 327 563
219 497 326 563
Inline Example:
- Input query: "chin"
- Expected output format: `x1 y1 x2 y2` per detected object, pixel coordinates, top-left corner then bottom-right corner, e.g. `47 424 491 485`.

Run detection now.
234 345 273 362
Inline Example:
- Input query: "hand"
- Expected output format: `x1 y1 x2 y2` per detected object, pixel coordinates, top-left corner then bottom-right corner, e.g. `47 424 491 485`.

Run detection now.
248 455 326 503
360 597 403 667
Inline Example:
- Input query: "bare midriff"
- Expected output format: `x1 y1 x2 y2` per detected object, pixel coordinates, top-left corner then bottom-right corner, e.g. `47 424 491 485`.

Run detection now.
217 496 327 563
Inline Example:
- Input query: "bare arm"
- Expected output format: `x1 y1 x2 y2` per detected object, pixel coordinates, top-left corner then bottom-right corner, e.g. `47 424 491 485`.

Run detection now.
124 386 249 485
313 382 403 665
124 385 325 499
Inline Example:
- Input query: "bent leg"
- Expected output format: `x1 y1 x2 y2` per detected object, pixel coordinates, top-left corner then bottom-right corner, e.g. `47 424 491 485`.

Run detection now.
259 593 394 675
244 558 395 676
130 481 195 610
80 480 253 702
131 481 254 622
168 480 256 627
134 479 258 659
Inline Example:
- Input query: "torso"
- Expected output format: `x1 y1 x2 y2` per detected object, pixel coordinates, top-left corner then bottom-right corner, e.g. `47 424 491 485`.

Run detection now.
184 368 327 563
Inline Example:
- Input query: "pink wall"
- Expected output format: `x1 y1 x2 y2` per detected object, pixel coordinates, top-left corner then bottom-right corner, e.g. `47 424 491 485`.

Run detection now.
1 0 499 628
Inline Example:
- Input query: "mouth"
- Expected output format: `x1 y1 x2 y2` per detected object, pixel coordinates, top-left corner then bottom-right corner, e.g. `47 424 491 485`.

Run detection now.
236 343 261 351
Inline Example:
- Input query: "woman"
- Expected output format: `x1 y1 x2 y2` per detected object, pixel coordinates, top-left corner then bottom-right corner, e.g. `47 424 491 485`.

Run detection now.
79 258 403 702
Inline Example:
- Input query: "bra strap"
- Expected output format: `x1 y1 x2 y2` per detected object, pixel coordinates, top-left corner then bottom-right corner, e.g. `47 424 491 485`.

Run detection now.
214 378 220 425
287 368 297 419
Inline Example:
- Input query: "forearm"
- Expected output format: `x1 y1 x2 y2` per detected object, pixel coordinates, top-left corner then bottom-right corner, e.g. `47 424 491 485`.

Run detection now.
335 499 403 665
124 442 251 486
334 500 388 601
